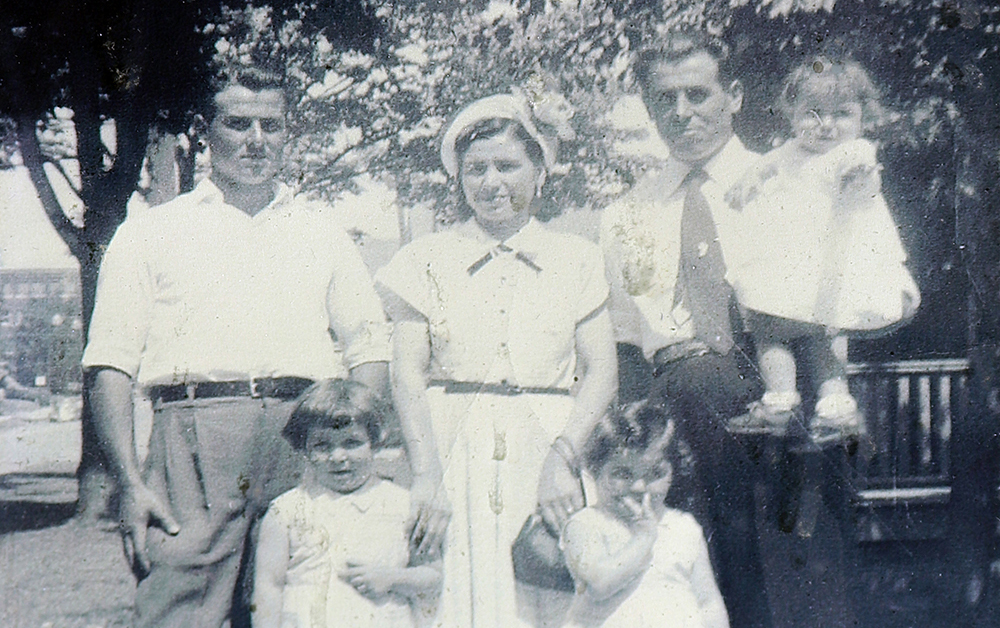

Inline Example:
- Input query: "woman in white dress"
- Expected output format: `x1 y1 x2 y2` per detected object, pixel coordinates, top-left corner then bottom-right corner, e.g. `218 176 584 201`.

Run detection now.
376 93 618 628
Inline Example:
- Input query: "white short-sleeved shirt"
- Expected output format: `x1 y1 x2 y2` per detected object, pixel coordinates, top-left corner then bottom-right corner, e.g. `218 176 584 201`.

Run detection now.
82 179 391 385
563 507 725 628
376 218 608 390
264 481 416 628
601 138 759 359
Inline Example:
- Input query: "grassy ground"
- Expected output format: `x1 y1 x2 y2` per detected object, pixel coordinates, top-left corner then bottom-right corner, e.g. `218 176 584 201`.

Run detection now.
0 500 133 628
0 463 996 627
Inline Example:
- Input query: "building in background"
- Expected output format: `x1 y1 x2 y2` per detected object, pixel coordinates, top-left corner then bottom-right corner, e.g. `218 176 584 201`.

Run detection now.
0 164 82 394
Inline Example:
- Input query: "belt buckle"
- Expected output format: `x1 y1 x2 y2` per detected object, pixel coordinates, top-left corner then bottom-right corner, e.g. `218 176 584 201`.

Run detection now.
499 380 521 395
249 378 261 398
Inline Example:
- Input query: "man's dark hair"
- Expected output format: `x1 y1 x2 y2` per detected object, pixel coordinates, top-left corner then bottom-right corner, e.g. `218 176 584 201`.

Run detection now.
201 62 289 123
635 29 735 92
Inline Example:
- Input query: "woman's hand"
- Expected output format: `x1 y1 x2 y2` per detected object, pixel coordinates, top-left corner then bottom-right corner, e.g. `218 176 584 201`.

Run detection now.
538 448 584 531
408 473 451 562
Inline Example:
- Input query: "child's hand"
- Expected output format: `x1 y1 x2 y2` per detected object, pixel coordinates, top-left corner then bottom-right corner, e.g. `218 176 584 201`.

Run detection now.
902 289 920 320
838 163 881 204
623 493 659 539
340 563 397 599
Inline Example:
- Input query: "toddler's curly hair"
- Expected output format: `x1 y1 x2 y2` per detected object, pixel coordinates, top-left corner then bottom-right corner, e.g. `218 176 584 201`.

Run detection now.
778 57 885 133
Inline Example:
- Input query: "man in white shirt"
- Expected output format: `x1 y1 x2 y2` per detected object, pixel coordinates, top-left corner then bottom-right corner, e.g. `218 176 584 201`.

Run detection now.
83 64 390 628
601 31 772 627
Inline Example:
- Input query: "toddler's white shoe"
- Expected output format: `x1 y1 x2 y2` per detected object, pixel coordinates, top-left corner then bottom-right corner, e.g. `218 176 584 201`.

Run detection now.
810 392 865 447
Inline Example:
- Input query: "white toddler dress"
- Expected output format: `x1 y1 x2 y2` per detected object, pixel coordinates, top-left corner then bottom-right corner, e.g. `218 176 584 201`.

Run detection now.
725 138 919 331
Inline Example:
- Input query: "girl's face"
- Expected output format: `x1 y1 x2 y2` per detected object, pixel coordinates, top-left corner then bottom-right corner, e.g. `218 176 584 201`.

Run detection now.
790 93 863 155
305 422 374 494
596 449 672 521
460 127 544 235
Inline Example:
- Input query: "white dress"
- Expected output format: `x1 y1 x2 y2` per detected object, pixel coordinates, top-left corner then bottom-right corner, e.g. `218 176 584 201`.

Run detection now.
725 138 919 331
376 218 609 628
262 481 416 628
563 508 726 628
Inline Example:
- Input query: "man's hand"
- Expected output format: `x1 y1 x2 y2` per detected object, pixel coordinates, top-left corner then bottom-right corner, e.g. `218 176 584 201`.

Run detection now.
407 473 450 562
119 482 180 578
538 449 584 532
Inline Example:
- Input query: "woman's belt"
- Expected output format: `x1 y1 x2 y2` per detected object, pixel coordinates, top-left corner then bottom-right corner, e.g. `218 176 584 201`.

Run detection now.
428 379 571 396
148 377 314 403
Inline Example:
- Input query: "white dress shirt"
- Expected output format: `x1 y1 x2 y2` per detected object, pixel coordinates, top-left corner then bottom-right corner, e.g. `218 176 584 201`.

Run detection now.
83 179 391 385
601 137 759 359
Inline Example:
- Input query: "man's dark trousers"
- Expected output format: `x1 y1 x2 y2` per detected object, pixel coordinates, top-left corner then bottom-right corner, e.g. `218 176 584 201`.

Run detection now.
650 344 773 628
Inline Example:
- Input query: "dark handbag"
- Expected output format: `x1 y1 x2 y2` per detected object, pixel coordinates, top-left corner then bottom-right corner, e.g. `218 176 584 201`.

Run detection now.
511 512 576 592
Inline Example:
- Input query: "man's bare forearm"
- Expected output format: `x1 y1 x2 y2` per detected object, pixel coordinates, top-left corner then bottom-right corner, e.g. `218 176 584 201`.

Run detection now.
88 367 142 488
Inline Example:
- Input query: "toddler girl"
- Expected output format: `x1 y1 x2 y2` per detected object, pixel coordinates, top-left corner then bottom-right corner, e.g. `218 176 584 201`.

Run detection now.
561 402 728 628
725 57 920 444
252 379 441 628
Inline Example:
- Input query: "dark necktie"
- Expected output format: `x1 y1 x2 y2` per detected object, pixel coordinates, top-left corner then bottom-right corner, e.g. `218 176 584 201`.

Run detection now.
678 168 734 353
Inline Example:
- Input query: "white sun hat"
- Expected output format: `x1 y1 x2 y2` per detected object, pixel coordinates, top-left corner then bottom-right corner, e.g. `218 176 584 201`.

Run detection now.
439 92 556 178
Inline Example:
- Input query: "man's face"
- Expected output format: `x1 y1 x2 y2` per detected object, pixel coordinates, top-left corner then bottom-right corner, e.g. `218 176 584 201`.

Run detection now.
642 52 742 165
208 85 286 190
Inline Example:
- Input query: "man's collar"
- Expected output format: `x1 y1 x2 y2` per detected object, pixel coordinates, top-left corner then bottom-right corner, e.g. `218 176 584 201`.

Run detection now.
656 135 752 195
195 178 291 214
701 135 753 190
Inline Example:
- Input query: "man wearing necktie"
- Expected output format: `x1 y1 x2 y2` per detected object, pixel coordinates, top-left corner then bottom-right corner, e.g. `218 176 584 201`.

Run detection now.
600 30 772 627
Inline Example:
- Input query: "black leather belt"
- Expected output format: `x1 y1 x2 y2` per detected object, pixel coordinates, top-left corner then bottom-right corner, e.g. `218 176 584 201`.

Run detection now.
428 379 570 396
652 340 713 377
149 377 314 403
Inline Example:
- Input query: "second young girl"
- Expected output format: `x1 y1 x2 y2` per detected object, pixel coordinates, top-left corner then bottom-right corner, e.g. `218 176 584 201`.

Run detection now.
725 57 920 444
561 401 728 628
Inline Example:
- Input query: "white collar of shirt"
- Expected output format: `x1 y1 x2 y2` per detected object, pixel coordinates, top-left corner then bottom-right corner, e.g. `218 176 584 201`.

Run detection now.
661 135 751 198
192 177 296 217
304 477 383 513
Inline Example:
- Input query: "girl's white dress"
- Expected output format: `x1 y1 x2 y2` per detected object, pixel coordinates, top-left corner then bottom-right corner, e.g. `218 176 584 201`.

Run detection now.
724 138 919 331
262 480 416 628
562 507 726 628
376 218 609 628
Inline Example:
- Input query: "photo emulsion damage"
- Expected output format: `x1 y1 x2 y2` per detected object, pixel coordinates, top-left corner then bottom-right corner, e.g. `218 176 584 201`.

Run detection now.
0 1 998 627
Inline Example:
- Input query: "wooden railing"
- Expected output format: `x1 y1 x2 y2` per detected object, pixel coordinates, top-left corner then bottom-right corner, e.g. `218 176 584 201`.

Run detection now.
847 358 969 541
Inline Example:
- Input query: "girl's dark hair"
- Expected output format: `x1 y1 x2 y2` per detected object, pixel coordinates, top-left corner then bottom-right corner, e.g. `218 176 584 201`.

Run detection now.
777 57 885 133
586 399 680 474
282 379 385 450
453 118 546 171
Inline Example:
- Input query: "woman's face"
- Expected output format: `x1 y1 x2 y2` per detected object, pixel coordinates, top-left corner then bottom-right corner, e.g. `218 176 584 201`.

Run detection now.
460 127 544 234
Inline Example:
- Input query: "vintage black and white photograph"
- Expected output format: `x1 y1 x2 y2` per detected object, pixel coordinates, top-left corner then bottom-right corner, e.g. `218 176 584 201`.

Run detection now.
1 0 998 626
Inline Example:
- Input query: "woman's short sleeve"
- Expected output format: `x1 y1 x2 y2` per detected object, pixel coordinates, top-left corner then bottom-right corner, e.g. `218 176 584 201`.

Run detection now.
574 240 611 324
